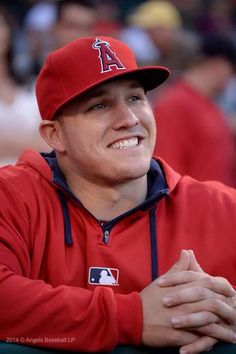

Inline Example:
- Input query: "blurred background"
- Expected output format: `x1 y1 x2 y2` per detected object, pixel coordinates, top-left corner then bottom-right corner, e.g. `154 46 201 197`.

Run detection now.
1 0 236 187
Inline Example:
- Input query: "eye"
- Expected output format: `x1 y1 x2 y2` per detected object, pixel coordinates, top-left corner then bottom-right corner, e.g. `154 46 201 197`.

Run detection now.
128 95 141 102
89 102 107 111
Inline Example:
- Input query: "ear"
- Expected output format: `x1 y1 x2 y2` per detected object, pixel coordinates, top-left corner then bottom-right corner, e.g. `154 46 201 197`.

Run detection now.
39 120 65 152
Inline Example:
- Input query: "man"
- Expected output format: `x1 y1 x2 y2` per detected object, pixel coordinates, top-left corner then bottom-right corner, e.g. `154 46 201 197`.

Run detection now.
21 0 96 78
0 36 236 354
53 0 96 49
121 0 197 73
153 33 236 187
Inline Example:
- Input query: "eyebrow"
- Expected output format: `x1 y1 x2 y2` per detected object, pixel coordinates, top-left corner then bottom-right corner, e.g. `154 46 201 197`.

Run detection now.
80 80 144 102
59 80 144 116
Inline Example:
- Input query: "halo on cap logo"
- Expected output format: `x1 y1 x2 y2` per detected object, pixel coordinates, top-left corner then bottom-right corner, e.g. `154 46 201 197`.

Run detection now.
92 38 126 73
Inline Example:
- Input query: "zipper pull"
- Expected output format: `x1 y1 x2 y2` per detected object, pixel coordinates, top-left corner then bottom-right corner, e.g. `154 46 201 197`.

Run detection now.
103 230 110 244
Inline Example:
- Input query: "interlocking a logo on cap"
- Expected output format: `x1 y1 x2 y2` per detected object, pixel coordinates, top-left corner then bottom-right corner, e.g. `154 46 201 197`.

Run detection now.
92 38 126 73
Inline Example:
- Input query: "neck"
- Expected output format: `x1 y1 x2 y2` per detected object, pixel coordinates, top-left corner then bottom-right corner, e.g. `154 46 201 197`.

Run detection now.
61 167 148 221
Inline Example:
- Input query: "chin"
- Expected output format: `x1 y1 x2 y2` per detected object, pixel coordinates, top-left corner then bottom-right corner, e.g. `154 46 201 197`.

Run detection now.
115 161 150 181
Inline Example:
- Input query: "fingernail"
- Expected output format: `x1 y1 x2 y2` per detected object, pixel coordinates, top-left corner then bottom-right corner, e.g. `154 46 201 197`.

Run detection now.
162 296 172 306
171 317 181 327
156 277 166 285
233 333 236 343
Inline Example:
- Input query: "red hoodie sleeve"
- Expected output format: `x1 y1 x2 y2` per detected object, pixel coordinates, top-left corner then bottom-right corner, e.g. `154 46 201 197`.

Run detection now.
0 179 142 352
0 266 142 351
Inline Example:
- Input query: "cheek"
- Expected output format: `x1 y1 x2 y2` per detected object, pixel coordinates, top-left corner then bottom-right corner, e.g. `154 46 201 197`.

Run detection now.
60 124 80 152
63 123 99 156
145 111 157 151
141 107 156 134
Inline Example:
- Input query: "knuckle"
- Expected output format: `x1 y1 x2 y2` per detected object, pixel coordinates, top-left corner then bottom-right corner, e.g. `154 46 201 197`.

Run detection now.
204 337 217 346
178 303 189 312
216 276 228 285
203 311 217 324
209 298 221 313
203 324 216 336
176 331 190 346
205 276 216 288
194 286 208 299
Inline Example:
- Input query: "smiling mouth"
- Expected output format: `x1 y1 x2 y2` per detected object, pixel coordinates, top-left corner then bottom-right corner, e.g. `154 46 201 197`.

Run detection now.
109 137 139 150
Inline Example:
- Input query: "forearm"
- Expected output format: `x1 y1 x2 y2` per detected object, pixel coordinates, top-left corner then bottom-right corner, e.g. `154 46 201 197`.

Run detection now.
0 265 142 351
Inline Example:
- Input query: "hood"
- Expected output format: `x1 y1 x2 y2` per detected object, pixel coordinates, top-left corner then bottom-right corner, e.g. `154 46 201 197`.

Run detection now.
15 149 182 279
16 149 181 196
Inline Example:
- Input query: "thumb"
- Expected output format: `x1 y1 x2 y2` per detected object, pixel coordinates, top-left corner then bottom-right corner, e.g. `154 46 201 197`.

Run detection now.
169 249 191 272
156 249 190 286
188 249 205 273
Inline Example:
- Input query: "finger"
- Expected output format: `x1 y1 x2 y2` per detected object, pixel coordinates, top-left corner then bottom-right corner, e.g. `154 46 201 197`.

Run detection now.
159 273 235 297
156 328 200 347
157 270 205 287
162 286 217 307
188 250 205 273
196 276 236 297
195 323 236 343
171 311 219 329
179 336 217 354
141 325 200 348
167 297 236 325
206 276 236 297
169 249 191 273
228 294 236 308
200 298 236 325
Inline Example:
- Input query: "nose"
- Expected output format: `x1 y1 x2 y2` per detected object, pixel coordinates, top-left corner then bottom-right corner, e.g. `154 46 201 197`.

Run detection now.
112 101 139 130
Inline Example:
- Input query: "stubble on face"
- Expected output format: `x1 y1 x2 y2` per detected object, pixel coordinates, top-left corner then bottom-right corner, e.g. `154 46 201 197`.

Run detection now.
55 79 156 187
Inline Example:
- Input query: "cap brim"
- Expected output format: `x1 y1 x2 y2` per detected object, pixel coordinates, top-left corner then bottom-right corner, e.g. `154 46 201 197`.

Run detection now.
121 66 170 91
53 66 170 119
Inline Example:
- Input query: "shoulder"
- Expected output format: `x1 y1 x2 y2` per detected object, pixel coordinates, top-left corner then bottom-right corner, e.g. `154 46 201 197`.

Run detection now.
175 175 236 211
0 150 52 200
157 156 236 206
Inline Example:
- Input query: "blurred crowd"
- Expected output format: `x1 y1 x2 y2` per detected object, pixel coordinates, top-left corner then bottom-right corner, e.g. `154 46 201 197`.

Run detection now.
1 0 236 187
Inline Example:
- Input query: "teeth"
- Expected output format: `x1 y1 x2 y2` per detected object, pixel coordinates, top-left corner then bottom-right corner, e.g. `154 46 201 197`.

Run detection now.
110 137 138 150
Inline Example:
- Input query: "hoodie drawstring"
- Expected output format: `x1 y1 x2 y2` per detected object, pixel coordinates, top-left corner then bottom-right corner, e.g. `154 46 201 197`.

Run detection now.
57 190 73 246
149 206 158 281
58 192 159 280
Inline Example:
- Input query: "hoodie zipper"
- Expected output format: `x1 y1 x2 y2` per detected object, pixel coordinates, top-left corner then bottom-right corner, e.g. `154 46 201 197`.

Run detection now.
103 229 110 244
101 209 157 279
99 221 111 244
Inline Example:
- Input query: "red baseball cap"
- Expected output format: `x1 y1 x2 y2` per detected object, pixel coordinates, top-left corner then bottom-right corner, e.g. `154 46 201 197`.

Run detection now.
36 36 170 120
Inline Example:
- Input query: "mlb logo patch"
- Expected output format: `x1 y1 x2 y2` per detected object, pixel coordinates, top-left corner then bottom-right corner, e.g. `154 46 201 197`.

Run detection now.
88 267 119 286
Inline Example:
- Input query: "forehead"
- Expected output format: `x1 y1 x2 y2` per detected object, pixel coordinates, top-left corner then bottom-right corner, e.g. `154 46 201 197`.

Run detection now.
61 4 95 23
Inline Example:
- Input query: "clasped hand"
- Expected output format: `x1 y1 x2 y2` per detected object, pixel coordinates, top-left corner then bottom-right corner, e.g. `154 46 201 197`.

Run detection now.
140 249 236 354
